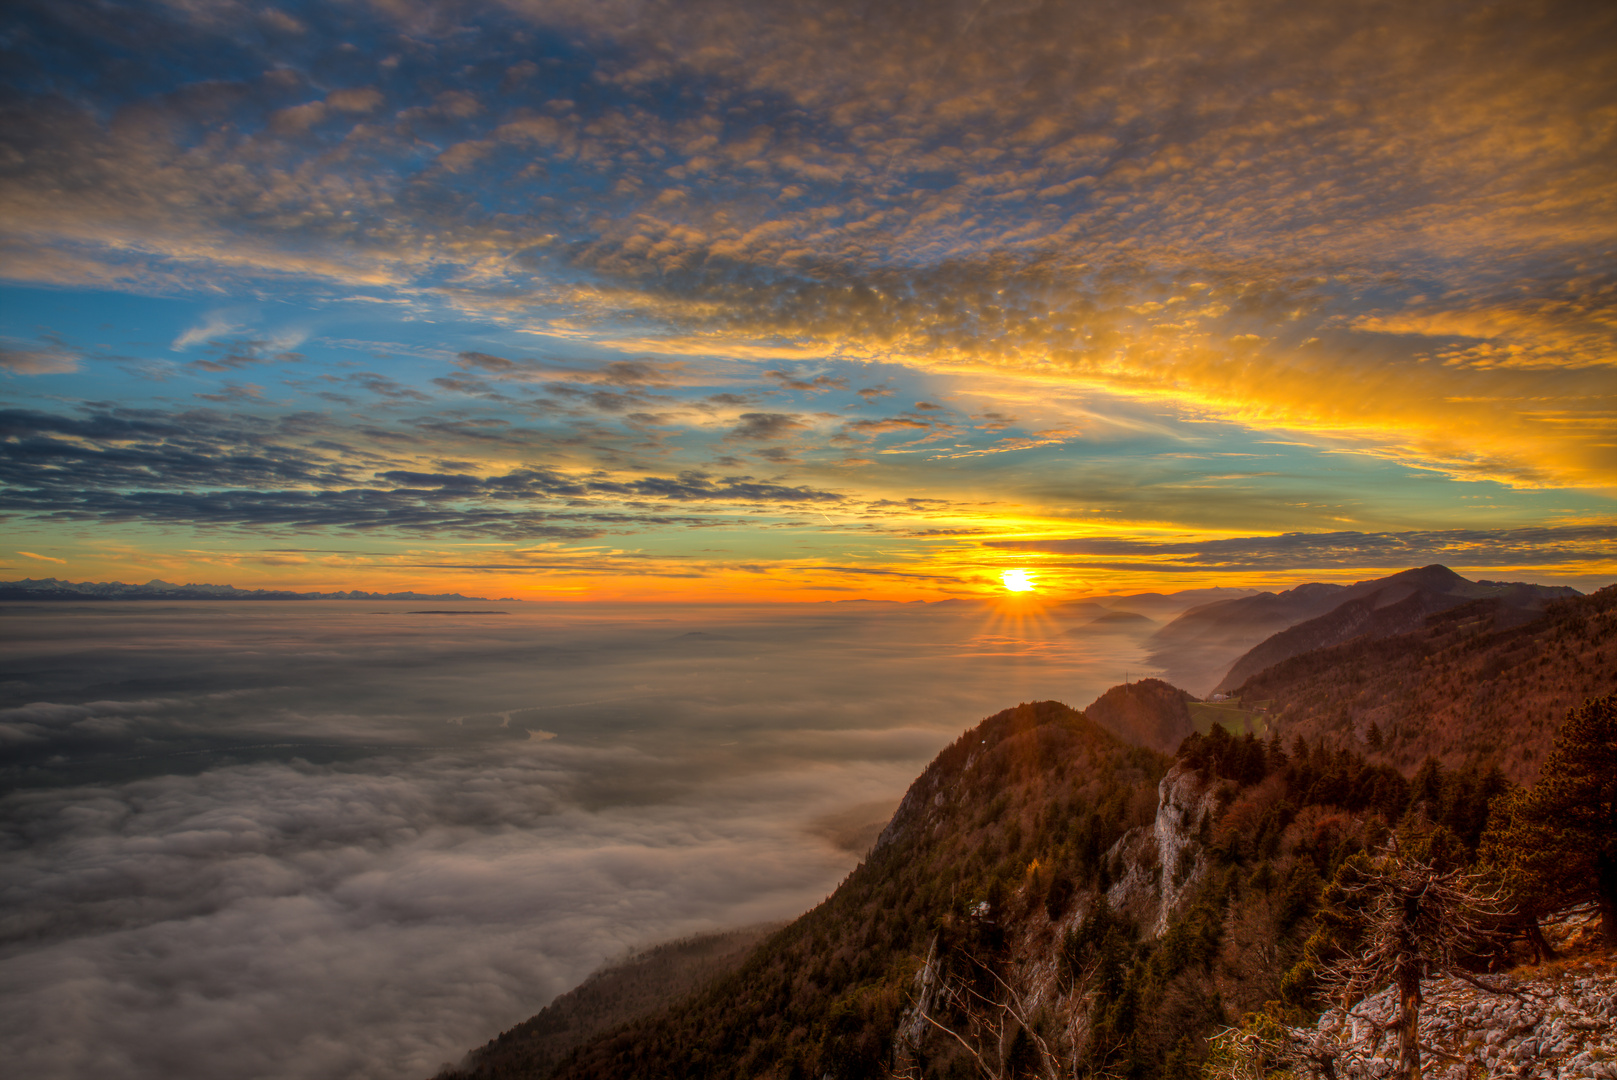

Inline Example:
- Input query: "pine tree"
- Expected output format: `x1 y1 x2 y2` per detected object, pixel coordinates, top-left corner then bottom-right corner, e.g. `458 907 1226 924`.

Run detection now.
1481 693 1617 946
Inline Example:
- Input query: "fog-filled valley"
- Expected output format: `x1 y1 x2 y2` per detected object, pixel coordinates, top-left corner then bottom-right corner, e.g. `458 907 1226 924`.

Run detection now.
0 598 1164 1080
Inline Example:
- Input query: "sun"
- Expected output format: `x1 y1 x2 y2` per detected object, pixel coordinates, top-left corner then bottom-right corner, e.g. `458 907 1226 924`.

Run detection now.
1000 568 1035 592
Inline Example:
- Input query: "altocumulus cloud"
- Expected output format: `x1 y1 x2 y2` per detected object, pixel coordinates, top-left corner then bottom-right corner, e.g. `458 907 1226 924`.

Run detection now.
7 0 1611 490
0 406 844 539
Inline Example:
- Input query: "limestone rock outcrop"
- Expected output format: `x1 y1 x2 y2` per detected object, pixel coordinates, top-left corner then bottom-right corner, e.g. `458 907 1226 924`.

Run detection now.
1293 958 1617 1080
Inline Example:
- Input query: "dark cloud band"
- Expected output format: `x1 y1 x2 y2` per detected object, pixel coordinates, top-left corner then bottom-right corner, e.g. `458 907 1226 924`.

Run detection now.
987 526 1617 570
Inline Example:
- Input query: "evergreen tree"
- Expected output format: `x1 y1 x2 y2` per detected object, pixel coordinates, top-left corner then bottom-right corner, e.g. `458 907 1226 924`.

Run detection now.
1481 693 1617 946
1264 731 1288 772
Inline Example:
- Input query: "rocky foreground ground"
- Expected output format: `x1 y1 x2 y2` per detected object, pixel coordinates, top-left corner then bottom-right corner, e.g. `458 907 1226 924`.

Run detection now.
1298 935 1616 1080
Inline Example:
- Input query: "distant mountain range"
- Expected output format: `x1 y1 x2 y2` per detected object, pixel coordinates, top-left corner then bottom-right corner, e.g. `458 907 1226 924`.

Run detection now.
1063 610 1158 635
0 577 502 602
1077 585 1261 617
1231 581 1616 782
1144 565 1579 695
1088 582 1614 781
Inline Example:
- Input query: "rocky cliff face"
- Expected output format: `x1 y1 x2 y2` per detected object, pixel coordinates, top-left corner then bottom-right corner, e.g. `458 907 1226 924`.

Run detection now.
1101 764 1227 936
1147 765 1225 936
888 761 1227 1075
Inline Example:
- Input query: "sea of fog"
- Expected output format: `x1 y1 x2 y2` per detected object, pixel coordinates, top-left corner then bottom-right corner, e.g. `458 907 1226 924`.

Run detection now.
0 598 1165 1080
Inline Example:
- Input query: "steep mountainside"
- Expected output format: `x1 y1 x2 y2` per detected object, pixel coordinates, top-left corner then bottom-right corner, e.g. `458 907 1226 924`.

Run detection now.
435 573 1613 1080
1212 568 1577 694
1081 678 1195 753
445 927 779 1079
1234 585 1617 783
449 682 1558 1080
447 701 1170 1080
445 695 1543 1079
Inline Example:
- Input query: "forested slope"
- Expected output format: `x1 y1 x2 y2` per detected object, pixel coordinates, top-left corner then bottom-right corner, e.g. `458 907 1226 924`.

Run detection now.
447 927 779 1079
448 701 1167 1080
1211 568 1576 695
446 707 1532 1079
1234 584 1617 782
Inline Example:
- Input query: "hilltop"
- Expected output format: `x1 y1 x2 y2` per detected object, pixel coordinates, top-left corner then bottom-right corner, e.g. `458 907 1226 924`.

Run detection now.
1080 678 1195 753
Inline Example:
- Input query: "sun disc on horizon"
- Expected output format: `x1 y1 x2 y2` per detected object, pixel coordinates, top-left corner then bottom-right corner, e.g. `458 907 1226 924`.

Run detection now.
1000 568 1035 592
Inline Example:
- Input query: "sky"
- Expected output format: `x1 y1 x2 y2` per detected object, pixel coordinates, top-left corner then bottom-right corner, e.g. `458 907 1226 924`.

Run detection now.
3 0 1616 599
0 598 1161 1079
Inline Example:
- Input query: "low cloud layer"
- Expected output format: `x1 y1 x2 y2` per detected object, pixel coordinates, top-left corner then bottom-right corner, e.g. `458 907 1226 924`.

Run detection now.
0 599 1151 1079
0 752 875 1079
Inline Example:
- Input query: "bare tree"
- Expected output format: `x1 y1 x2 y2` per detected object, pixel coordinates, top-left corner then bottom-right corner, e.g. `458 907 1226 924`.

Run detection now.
898 933 1065 1080
1316 838 1507 1080
1207 837 1508 1080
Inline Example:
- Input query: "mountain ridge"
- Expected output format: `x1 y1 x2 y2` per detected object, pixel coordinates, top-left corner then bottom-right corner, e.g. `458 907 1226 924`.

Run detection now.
1146 565 1579 694
1211 566 1578 694
1230 584 1617 783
